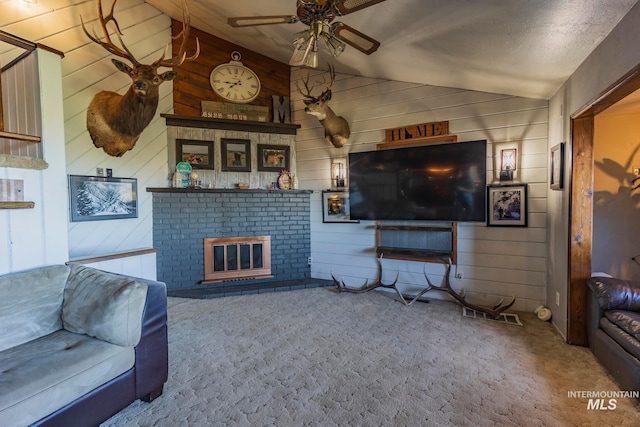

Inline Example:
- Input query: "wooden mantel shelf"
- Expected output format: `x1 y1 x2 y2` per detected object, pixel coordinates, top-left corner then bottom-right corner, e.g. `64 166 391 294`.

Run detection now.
161 114 301 135
147 187 311 194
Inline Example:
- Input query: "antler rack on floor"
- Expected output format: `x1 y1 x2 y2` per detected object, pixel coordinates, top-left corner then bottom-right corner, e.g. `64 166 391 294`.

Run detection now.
331 255 409 304
331 257 516 318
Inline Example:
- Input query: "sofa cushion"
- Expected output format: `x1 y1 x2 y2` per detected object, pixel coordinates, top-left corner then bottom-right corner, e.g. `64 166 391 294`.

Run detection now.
599 317 640 360
0 329 134 427
63 264 148 347
0 265 70 353
605 310 640 341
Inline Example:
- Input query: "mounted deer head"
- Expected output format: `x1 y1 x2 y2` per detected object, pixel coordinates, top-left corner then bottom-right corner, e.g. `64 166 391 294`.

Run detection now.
297 64 350 148
81 0 200 157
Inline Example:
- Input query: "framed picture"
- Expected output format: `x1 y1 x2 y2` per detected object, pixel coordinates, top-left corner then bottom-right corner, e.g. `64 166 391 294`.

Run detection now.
487 184 528 227
176 139 213 169
550 143 564 190
322 190 359 223
257 144 290 172
69 175 137 222
221 138 251 172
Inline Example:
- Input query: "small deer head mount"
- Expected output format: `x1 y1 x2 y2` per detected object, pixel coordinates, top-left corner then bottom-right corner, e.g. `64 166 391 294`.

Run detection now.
297 64 350 148
81 0 200 157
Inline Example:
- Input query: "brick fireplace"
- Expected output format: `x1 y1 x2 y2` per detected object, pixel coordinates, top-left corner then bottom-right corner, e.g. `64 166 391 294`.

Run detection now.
148 188 312 293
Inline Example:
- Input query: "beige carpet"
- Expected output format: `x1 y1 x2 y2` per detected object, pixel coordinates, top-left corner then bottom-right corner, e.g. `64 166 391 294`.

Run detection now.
102 288 639 426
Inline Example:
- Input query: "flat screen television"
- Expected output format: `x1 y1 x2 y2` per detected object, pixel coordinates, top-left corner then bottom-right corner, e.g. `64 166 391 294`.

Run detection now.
348 140 487 222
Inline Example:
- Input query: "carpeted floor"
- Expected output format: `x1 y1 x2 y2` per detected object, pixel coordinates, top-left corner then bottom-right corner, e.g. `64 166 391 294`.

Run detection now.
102 288 639 427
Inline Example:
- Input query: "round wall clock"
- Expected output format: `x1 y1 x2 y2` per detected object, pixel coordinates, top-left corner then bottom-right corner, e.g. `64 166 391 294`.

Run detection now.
210 51 261 104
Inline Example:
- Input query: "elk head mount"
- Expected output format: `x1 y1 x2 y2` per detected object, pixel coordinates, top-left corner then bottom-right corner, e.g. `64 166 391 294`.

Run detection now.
81 0 200 157
297 64 350 148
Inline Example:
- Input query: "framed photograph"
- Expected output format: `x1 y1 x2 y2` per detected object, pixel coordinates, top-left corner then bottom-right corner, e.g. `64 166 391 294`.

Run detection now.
221 138 251 172
177 139 213 169
258 144 290 171
322 190 359 223
487 184 528 227
550 143 564 190
69 175 137 222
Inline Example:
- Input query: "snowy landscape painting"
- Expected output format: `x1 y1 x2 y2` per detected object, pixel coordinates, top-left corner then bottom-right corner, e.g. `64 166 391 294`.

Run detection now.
69 175 137 222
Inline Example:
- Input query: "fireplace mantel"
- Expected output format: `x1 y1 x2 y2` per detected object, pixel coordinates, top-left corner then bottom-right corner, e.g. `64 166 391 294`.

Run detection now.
161 114 301 135
147 187 311 194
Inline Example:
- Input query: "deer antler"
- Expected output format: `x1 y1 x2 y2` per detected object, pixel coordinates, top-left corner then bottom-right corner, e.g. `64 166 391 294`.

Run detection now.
81 0 141 65
412 259 516 319
330 256 408 304
296 64 336 100
81 0 199 68
153 0 200 68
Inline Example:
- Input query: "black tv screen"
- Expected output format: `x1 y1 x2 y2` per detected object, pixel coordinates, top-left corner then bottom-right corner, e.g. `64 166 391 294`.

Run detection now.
349 140 487 221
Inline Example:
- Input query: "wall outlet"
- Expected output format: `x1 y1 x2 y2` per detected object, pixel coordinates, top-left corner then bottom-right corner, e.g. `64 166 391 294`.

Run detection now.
96 168 104 176
307 257 312 265
455 272 463 279
634 166 640 176
556 291 560 306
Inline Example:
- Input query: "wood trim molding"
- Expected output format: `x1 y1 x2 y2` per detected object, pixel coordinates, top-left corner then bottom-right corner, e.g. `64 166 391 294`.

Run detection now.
68 248 158 265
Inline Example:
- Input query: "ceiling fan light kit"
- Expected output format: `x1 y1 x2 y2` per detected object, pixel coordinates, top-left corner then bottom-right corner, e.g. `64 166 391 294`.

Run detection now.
227 0 386 68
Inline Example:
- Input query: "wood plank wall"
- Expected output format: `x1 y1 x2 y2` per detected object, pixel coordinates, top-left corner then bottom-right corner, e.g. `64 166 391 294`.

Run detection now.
171 20 290 120
291 68 550 312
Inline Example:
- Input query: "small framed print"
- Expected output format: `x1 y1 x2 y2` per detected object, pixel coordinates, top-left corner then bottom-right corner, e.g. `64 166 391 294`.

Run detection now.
487 184 528 227
258 144 290 172
69 175 137 222
550 143 564 190
221 138 251 172
322 190 359 223
176 139 213 169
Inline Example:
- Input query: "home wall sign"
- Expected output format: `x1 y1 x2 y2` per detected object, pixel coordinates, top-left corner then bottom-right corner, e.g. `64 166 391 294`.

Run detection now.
385 121 450 144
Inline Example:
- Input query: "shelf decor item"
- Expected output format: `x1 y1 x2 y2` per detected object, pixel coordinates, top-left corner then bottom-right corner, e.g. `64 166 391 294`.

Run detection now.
69 175 137 222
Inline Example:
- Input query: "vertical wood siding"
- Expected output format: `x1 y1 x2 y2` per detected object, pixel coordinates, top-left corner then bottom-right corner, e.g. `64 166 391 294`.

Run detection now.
2 0 173 260
291 68 549 312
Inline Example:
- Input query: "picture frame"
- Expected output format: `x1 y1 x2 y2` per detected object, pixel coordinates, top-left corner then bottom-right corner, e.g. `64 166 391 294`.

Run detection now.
69 175 137 222
257 144 290 172
487 184 528 227
322 190 359 223
176 139 214 169
550 142 564 190
221 138 251 172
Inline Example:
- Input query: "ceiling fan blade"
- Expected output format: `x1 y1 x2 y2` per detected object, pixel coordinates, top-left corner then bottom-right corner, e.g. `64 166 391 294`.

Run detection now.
331 22 380 55
228 15 299 27
334 0 387 15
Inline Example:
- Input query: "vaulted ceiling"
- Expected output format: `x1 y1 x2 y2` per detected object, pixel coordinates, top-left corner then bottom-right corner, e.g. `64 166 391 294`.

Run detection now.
147 0 639 100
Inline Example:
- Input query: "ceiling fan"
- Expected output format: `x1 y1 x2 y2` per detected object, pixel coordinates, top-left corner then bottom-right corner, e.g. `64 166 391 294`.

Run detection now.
227 0 386 67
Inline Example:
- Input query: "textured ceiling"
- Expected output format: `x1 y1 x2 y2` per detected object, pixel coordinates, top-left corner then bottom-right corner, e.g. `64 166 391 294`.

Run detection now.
147 0 639 100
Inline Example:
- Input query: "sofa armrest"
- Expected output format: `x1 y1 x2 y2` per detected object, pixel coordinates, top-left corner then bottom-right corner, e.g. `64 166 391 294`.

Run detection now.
587 277 640 311
131 277 168 400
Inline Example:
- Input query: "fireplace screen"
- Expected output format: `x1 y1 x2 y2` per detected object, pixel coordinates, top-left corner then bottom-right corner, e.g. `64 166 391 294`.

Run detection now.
204 236 271 283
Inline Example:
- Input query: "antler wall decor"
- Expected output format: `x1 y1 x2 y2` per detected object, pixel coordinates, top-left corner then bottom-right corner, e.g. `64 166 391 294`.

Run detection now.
81 0 200 157
297 64 350 148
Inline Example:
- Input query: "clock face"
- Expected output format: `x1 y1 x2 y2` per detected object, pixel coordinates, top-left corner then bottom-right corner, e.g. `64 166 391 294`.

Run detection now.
210 64 261 103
